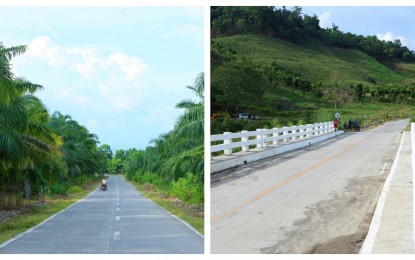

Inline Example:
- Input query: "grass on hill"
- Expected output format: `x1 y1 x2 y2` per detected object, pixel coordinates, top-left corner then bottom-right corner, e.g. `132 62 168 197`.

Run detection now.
213 34 415 86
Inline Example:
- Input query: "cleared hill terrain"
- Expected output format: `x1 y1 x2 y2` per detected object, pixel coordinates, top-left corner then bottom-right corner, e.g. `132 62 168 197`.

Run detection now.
213 34 415 86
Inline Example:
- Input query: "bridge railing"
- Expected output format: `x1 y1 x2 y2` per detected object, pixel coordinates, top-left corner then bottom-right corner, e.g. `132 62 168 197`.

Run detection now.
211 122 334 156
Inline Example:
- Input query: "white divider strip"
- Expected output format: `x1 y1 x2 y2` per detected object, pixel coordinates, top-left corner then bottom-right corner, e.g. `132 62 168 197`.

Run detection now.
359 132 405 254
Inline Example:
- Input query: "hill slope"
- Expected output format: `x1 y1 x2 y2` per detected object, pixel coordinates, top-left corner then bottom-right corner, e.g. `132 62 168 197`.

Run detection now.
211 34 415 134
213 34 415 86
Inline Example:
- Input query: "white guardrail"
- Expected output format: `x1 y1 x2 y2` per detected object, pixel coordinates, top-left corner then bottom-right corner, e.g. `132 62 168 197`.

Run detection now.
211 122 335 156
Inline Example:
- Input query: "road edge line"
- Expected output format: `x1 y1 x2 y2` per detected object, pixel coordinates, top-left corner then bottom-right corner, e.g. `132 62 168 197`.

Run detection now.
359 131 405 254
127 180 204 238
0 186 98 249
147 198 204 238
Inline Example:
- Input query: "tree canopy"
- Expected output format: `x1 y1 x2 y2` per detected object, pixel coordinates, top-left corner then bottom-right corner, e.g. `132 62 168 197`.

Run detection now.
1 42 108 201
211 6 415 62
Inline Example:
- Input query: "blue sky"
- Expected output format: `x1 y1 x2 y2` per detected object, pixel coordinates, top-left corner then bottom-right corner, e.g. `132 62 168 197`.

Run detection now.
0 6 204 152
300 6 415 51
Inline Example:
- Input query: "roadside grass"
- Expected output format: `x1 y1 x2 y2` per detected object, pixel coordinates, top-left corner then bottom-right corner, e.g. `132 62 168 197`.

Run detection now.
128 181 204 235
0 179 101 244
314 102 415 129
212 102 415 135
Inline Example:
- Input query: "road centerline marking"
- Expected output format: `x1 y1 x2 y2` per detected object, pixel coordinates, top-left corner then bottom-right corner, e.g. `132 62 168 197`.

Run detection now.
114 231 120 240
211 134 373 223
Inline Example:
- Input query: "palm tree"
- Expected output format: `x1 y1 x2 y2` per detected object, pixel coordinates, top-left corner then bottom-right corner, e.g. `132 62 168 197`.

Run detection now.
159 72 205 182
0 43 59 199
174 72 204 141
0 43 40 105
49 112 106 177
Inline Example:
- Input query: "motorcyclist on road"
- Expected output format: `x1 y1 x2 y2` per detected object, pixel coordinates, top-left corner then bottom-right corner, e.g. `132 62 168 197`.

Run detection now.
101 177 108 191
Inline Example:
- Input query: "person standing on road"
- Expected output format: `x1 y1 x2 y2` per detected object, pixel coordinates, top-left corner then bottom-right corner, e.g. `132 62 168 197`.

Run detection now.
348 118 353 130
333 117 338 131
354 119 360 132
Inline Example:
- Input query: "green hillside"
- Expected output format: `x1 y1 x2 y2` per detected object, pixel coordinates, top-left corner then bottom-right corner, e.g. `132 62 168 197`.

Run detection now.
213 34 415 86
211 34 415 134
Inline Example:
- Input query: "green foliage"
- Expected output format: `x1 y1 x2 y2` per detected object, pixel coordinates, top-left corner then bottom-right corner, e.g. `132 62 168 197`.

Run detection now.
211 6 415 62
108 158 124 173
210 30 415 134
170 173 204 204
132 171 159 185
213 34 413 87
1 42 107 204
48 182 69 195
117 73 205 205
67 185 82 194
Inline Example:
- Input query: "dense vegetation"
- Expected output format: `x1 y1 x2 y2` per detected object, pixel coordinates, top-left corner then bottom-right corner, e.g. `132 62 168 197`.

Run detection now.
1 42 203 234
211 7 415 134
0 43 108 209
108 73 204 205
211 6 415 62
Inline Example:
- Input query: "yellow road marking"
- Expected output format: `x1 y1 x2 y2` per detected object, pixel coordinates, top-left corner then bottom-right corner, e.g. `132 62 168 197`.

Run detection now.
211 134 373 223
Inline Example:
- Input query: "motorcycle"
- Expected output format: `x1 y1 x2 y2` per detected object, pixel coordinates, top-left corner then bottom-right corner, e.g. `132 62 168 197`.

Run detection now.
100 183 108 191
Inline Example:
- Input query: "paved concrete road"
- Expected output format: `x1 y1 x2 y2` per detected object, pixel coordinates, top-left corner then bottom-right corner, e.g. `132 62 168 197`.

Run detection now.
211 119 408 254
0 175 204 254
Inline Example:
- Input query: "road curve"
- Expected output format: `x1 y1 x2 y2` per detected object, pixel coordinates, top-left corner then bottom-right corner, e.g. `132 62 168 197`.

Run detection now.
0 175 204 254
211 119 408 254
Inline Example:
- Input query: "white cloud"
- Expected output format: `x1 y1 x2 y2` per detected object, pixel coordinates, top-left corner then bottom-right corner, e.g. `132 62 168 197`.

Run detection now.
108 53 148 81
318 11 331 28
67 48 147 80
376 32 408 46
67 48 102 78
27 36 65 66
19 36 151 111
26 36 148 81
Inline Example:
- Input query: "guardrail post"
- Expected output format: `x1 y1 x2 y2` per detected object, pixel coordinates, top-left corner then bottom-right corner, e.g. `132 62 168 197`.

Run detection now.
262 129 268 148
241 130 249 152
283 127 288 142
224 132 232 155
292 126 297 141
299 125 304 139
273 128 279 145
256 129 263 148
306 124 311 137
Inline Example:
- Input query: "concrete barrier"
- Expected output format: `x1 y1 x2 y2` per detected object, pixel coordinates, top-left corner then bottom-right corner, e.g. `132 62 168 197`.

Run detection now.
211 122 344 173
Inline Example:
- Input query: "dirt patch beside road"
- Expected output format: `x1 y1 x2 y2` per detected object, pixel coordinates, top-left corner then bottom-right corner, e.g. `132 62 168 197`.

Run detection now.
309 232 366 254
261 175 386 254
